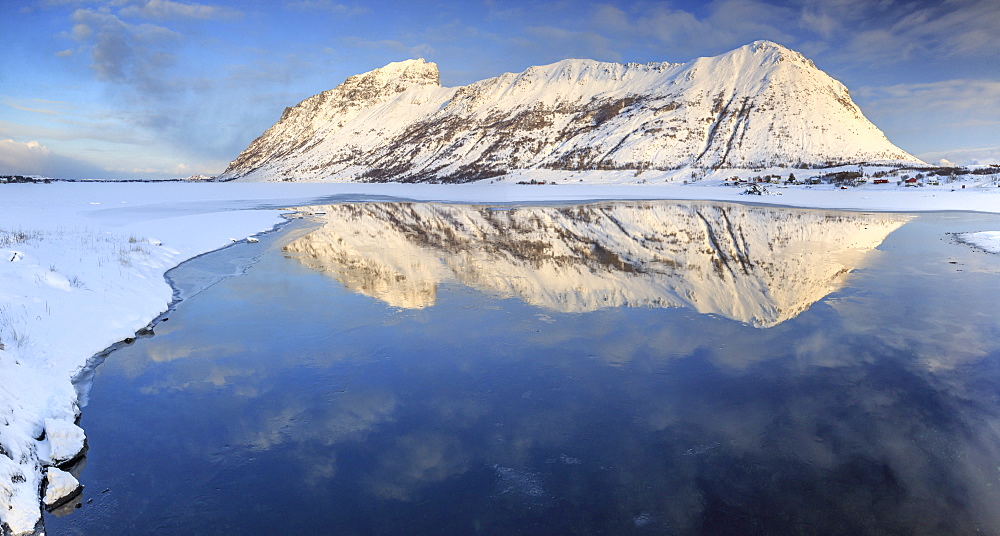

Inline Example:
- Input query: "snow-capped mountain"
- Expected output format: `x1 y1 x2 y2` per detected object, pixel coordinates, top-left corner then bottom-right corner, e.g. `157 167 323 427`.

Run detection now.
283 201 908 327
219 41 921 183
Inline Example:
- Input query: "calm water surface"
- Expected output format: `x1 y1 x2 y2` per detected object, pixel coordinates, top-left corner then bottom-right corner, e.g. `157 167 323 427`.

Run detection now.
47 201 1000 535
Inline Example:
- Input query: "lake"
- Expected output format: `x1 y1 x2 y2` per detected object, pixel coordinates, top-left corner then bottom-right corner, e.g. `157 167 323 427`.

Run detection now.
47 200 1000 535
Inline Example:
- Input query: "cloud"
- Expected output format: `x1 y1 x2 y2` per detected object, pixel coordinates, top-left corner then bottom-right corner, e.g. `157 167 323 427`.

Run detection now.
0 113 151 146
588 0 794 58
903 0 1000 56
850 78 1000 156
0 103 224 178
917 146 1000 166
578 0 1000 69
799 9 836 38
20 0 86 13
285 0 367 15
0 139 51 160
68 8 180 92
107 160 226 177
814 0 1000 63
341 36 436 60
118 0 243 21
5 99 67 116
483 0 523 19
855 79 1000 116
0 139 109 179
522 26 620 62
367 432 469 501
47 3 270 166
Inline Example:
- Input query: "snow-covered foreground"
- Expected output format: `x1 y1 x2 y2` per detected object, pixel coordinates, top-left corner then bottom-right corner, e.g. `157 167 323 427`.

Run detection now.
0 184 290 534
1 180 999 534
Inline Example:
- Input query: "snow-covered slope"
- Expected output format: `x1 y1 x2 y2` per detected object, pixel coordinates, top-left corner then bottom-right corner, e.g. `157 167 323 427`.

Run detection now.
220 41 921 183
224 59 441 178
283 202 908 326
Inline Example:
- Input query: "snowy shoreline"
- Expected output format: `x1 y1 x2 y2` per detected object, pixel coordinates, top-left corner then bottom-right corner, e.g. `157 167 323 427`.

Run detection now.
1 181 999 534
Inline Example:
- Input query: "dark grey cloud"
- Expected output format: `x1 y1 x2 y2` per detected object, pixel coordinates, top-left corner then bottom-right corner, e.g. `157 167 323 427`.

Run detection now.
69 8 180 93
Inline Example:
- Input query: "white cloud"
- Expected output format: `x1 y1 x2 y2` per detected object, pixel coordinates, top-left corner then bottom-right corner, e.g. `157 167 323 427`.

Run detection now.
0 139 51 159
588 0 794 58
853 79 1000 155
118 0 243 21
0 139 108 179
800 10 836 38
917 146 1000 166
285 0 367 15
819 0 1000 63
0 113 151 146
6 103 60 116
522 26 620 62
0 137 226 179
107 160 225 177
341 37 436 60
855 79 1000 115
483 0 523 19
70 21 92 40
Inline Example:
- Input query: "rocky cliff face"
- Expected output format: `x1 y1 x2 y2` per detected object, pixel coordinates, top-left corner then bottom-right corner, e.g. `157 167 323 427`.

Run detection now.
219 42 921 183
224 59 441 177
282 201 908 327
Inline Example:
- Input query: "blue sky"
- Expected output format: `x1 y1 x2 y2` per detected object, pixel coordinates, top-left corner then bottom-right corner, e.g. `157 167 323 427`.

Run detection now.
1 0 998 179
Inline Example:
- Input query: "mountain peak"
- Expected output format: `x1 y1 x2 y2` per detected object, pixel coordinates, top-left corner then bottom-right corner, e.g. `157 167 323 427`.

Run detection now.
749 39 788 51
730 40 814 67
358 58 440 86
333 58 440 106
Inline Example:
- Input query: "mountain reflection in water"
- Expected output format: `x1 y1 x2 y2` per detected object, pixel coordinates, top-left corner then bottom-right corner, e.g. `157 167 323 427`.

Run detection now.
283 201 909 327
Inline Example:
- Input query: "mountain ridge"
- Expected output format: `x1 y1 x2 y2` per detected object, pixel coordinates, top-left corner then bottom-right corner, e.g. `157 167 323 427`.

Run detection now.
220 41 922 183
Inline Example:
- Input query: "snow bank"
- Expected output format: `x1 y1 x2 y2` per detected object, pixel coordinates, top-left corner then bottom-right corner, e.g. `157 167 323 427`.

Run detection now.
42 468 80 510
0 180 997 534
956 231 1000 253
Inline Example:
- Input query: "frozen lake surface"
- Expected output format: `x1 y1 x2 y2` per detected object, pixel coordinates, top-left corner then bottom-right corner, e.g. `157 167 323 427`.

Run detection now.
48 200 1000 535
